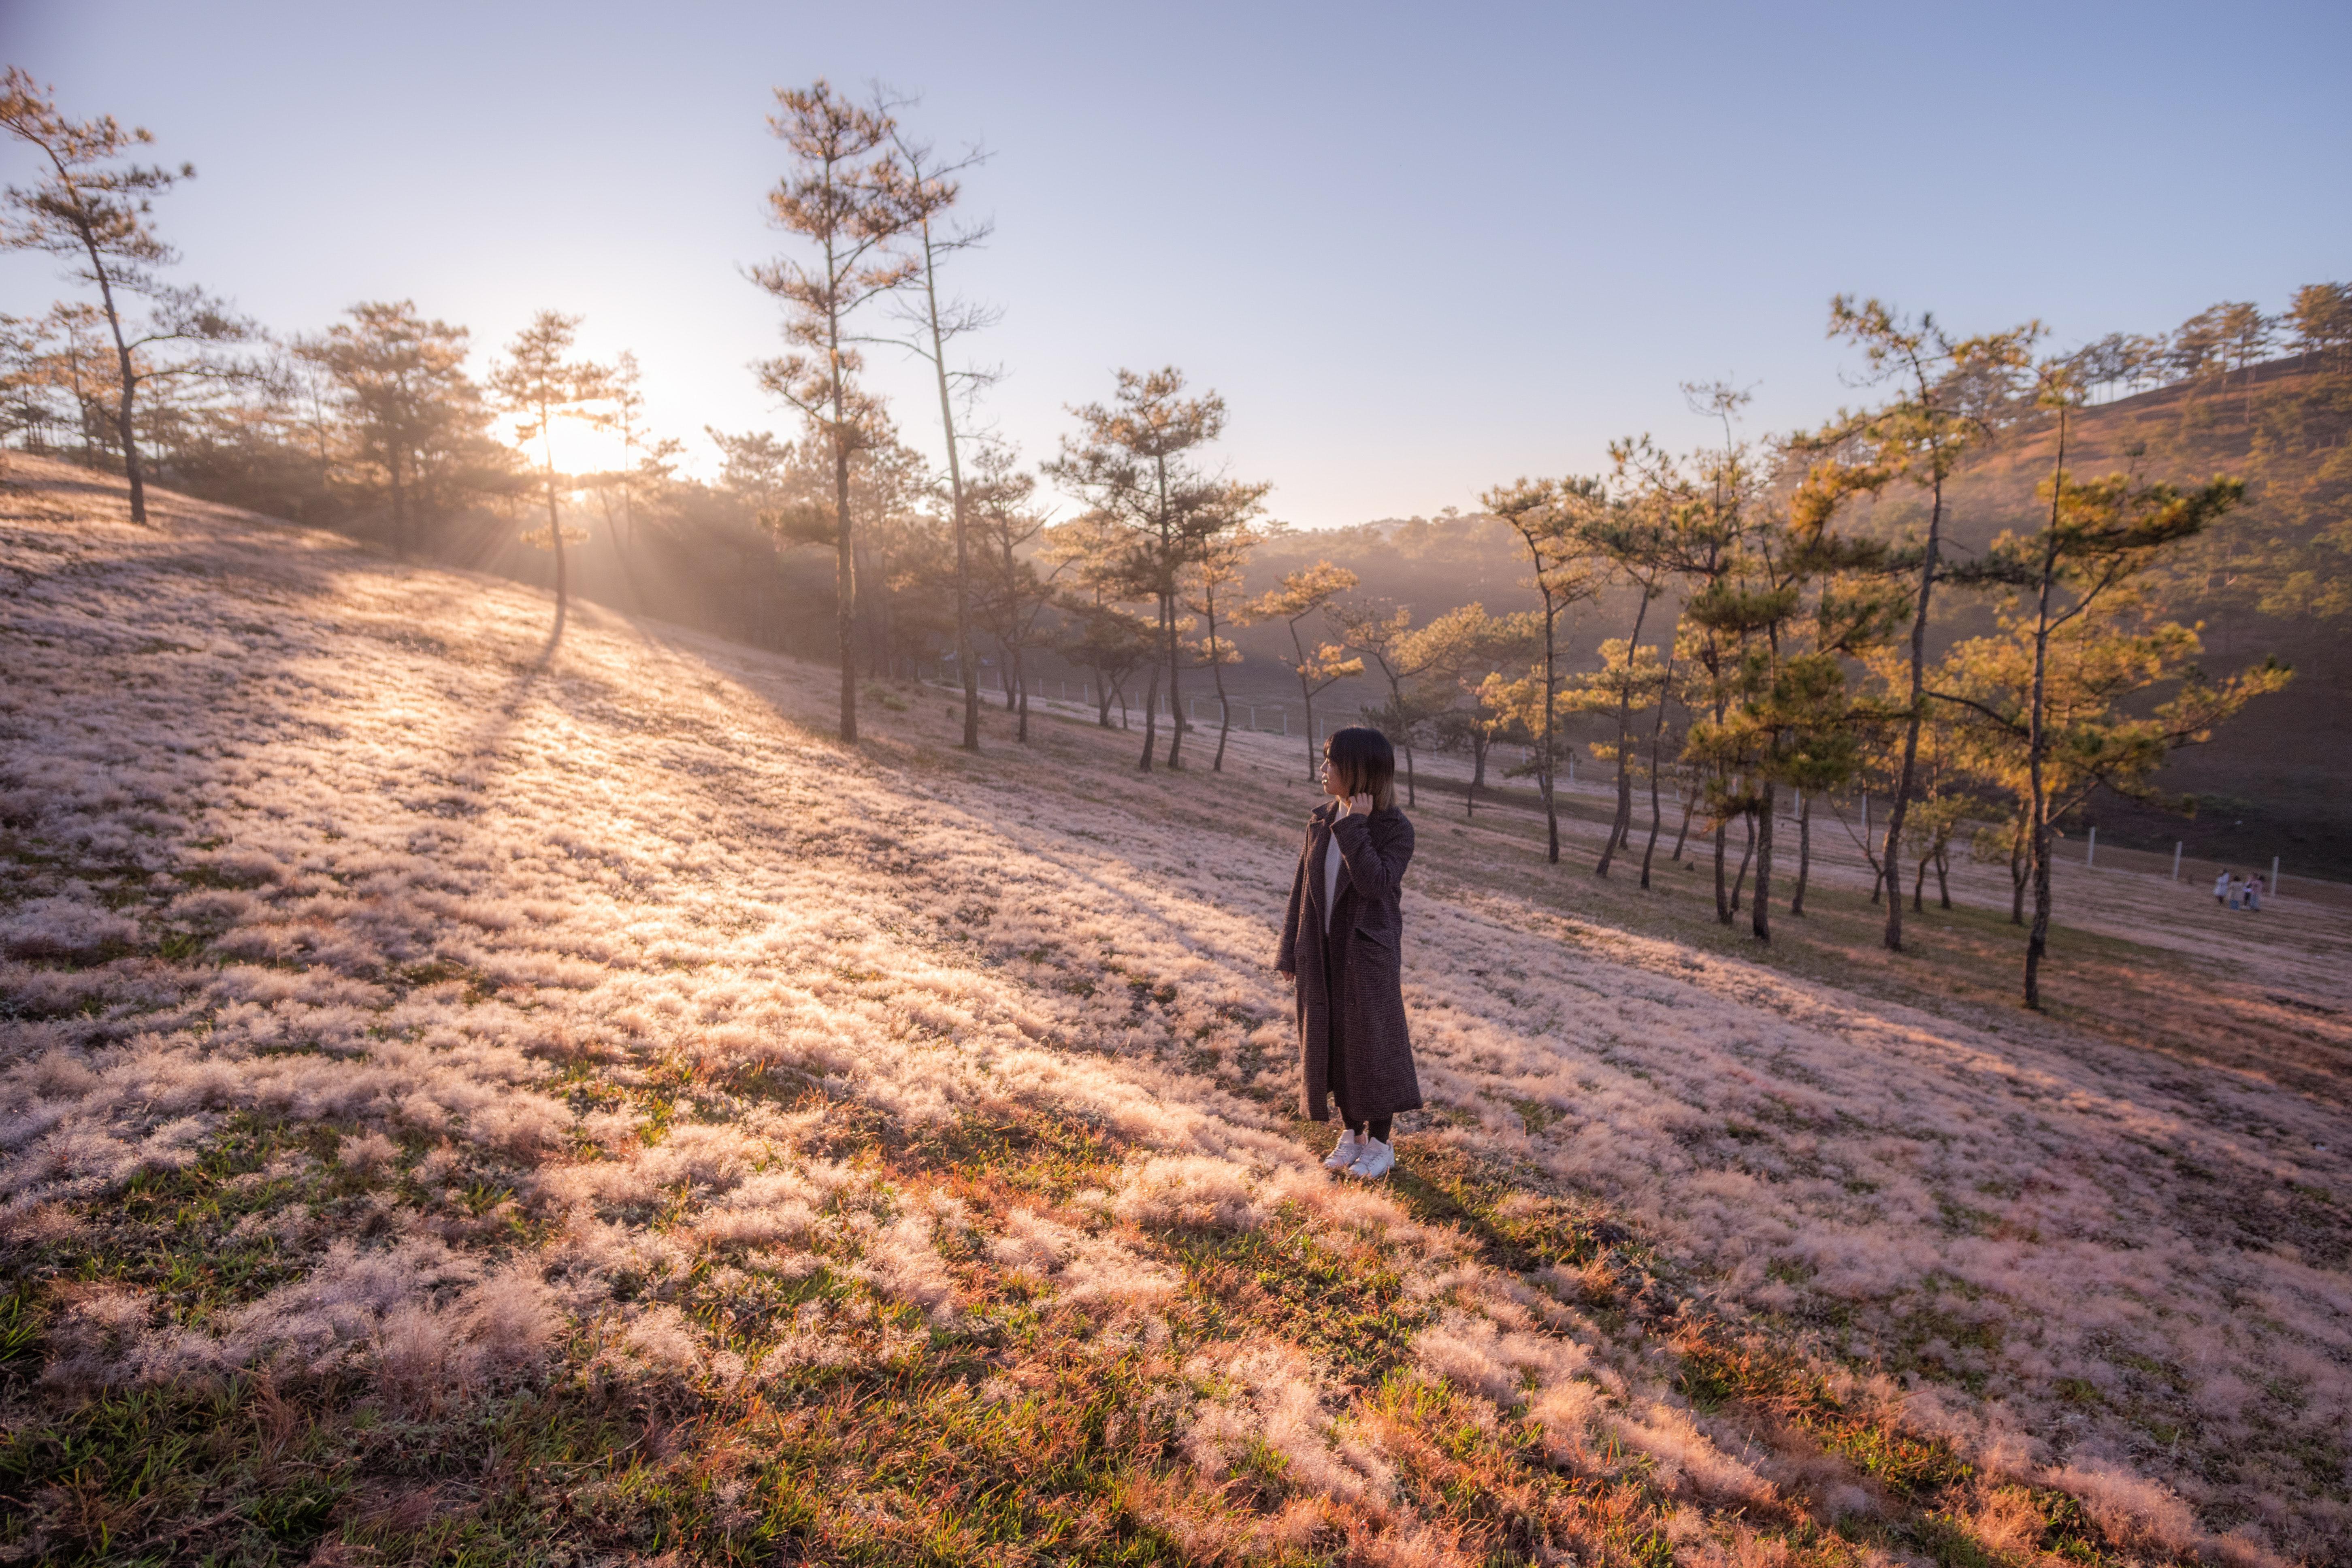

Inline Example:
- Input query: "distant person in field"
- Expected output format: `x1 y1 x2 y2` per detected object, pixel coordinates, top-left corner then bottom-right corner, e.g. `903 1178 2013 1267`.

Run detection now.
2215 869 2232 907
2245 875 2263 912
2227 875 2243 911
1276 726 1421 1181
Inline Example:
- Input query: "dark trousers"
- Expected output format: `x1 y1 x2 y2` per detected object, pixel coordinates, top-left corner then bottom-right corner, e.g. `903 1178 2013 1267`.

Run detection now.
1324 928 1392 1143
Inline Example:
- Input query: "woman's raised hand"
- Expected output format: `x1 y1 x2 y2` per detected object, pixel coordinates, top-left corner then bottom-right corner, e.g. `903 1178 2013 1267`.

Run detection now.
1347 793 1374 816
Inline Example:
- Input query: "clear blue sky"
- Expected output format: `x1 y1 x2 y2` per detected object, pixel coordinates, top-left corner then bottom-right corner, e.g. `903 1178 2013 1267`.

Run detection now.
4 0 2346 526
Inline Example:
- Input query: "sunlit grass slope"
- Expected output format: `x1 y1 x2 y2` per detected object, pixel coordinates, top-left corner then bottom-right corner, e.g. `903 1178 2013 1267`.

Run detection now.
2 455 2346 1567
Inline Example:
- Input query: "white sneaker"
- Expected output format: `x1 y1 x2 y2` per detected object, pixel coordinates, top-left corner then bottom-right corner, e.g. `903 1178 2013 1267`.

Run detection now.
1346 1137 1395 1180
1323 1129 1361 1171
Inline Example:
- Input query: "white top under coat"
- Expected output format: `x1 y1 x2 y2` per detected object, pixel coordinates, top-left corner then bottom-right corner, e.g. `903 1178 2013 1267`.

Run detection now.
1323 819 1344 931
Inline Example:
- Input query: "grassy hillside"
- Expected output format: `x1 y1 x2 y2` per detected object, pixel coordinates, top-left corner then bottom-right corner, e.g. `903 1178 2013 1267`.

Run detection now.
2 456 2347 1567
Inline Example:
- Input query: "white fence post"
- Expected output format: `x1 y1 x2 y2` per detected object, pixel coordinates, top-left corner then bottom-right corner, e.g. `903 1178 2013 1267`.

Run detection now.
2087 827 2097 867
2172 841 2182 881
2273 855 2282 897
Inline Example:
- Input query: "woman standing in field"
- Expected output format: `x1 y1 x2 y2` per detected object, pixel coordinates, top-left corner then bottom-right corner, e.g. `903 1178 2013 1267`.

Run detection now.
1276 726 1422 1179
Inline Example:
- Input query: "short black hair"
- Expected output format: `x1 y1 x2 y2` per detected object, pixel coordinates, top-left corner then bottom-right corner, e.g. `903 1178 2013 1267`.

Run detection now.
1323 726 1396 810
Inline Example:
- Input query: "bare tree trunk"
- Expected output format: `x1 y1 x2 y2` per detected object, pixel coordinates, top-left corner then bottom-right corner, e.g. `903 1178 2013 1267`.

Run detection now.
1150 447 1186 773
1015 642 1031 744
1597 595 1651 878
833 470 861 748
869 557 895 677
1541 603 1560 863
1638 720 1667 890
1935 844 1951 908
87 246 150 527
2025 661 2054 1006
1881 453 1947 951
1210 603 1234 772
1162 590 1184 770
1721 818 1740 926
544 453 569 630
828 294 858 744
1868 797 1884 905
1298 679 1321 784
115 373 145 524
1752 784 1775 943
1138 664 1159 769
2024 411 2069 1010
1729 810 1754 916
1790 794 1811 915
1673 783 1695 863
1542 753 1559 864
388 453 407 559
1912 852 1928 912
913 218 982 754
2026 808 2052 1008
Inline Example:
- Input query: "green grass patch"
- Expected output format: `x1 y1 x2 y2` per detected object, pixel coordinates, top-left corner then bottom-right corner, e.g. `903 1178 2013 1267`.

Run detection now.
1167 1213 1429 1388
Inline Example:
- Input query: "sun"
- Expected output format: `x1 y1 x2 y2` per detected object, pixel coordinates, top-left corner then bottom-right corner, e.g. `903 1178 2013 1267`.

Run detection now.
509 413 635 478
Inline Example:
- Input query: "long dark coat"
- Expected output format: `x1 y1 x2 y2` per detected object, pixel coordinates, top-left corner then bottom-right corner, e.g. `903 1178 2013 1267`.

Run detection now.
1277 801 1421 1123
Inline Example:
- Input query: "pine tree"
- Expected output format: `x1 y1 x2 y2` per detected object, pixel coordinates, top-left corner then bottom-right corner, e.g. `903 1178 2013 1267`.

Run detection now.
490 311 611 631
1182 516 1265 771
751 80 914 744
1938 369 2288 1006
301 301 479 559
1048 368 1265 772
1813 299 2038 950
967 449 1066 744
1411 603 1541 818
0 70 247 524
1248 563 1363 782
1679 477 1905 944
1580 474 1683 876
880 105 995 752
1331 599 1444 805
1483 477 1606 863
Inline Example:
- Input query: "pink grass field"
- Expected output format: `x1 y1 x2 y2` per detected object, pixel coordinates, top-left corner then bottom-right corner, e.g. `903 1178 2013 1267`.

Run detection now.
3 455 2348 1566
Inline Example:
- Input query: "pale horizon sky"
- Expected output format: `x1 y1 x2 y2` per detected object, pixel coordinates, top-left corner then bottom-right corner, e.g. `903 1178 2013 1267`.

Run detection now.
3 0 2346 528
